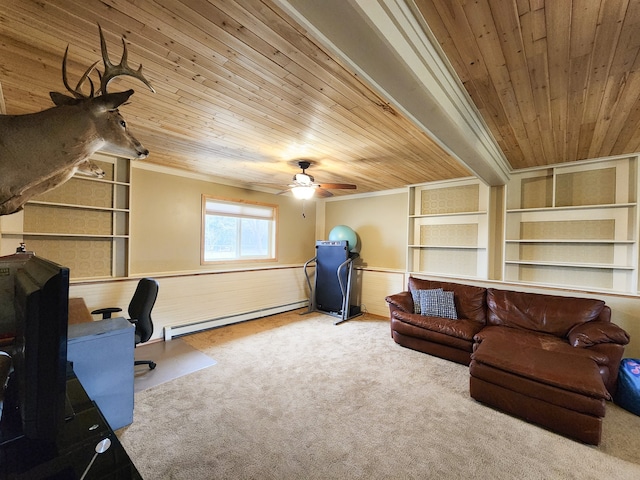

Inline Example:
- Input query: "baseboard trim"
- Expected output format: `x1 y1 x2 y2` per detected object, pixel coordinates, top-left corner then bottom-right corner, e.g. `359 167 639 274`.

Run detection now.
163 301 308 340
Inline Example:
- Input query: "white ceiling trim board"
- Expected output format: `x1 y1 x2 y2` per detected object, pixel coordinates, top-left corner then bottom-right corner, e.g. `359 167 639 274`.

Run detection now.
277 0 511 186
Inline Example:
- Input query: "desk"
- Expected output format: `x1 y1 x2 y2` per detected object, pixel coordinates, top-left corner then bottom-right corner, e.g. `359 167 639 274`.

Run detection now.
68 317 135 431
0 368 142 479
68 297 93 325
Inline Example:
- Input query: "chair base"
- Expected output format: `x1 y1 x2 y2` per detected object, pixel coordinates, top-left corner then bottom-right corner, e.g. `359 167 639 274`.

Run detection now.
135 359 156 370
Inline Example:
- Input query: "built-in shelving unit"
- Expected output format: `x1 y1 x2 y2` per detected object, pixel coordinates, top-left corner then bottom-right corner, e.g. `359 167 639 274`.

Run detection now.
407 178 490 279
0 153 130 279
504 156 638 293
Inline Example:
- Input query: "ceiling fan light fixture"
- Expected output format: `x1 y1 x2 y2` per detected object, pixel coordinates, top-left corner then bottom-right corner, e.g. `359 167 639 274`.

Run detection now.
294 173 313 185
291 185 315 200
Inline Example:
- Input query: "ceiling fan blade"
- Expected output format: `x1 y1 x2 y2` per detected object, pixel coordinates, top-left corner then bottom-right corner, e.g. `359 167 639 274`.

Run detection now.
252 182 290 188
314 188 334 198
317 183 357 190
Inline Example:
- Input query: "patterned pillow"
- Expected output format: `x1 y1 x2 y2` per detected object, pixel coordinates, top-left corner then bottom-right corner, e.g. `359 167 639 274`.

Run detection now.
437 290 458 319
410 289 422 314
418 288 443 317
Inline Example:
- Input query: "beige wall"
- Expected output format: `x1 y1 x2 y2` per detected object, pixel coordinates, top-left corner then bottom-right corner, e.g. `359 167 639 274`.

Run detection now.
322 189 640 356
130 168 317 274
324 191 407 270
71 267 309 342
67 166 318 341
21 162 635 353
322 191 408 316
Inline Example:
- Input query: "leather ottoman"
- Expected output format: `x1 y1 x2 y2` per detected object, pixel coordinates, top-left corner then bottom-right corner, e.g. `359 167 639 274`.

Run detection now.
469 337 610 445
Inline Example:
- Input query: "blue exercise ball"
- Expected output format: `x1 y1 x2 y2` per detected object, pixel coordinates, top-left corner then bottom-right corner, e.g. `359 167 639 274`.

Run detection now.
328 225 358 252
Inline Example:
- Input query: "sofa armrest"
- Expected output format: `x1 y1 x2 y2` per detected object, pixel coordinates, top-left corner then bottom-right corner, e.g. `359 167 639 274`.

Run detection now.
567 321 630 348
385 291 414 314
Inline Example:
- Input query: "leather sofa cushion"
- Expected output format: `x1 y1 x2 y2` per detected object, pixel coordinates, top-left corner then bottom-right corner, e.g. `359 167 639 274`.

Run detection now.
407 278 486 324
393 310 485 341
474 326 610 364
469 361 607 417
486 288 605 337
391 317 476 352
385 291 414 313
567 321 630 347
471 336 610 400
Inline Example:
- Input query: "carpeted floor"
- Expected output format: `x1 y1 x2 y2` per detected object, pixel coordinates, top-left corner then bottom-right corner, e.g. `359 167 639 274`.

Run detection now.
117 310 640 479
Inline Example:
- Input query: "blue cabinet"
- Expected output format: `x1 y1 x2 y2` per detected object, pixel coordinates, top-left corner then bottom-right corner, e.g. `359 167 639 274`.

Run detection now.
67 317 134 430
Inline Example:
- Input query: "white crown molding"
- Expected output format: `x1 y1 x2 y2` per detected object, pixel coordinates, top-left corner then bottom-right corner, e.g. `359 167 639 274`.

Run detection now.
131 160 281 194
322 187 407 202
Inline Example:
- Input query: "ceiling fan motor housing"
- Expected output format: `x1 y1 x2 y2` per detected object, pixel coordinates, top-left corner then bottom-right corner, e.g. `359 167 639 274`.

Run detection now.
298 160 312 170
294 160 314 184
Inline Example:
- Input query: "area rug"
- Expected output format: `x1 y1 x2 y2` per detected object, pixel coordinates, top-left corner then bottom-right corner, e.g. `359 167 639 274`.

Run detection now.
118 310 640 479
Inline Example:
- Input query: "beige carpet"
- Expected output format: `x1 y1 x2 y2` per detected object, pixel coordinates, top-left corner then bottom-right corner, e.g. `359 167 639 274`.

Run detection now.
118 310 640 479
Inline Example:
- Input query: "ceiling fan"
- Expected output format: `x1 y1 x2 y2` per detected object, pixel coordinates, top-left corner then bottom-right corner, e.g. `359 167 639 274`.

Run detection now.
280 160 357 199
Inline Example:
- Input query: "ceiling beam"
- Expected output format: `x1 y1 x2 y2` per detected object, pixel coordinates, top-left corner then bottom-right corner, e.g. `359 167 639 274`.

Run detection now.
277 0 511 186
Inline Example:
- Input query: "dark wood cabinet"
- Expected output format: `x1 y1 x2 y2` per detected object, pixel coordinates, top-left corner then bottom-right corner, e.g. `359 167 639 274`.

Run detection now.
1 370 141 479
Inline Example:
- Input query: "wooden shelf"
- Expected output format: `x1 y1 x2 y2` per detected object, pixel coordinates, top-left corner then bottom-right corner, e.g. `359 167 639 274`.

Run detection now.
505 239 634 244
506 203 635 213
409 210 487 219
406 270 483 281
28 200 129 213
409 244 484 250
407 178 490 279
70 175 130 187
2 232 129 239
0 153 131 279
504 260 634 270
504 156 638 292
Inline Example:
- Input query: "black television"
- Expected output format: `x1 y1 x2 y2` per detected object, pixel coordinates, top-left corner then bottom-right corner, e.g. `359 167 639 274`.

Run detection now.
1 254 70 444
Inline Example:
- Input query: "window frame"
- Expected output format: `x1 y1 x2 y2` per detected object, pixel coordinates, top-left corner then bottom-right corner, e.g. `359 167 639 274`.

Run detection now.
201 195 278 265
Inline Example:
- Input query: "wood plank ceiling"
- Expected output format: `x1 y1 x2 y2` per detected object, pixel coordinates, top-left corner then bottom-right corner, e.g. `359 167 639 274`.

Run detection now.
1 0 640 193
417 0 640 170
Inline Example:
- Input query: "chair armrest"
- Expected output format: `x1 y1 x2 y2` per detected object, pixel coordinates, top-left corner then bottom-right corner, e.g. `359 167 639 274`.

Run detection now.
91 307 123 319
385 291 414 314
568 321 630 348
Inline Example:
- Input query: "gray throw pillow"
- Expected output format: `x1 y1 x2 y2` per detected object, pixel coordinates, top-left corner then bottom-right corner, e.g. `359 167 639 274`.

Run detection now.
419 288 443 317
437 290 458 319
410 288 422 314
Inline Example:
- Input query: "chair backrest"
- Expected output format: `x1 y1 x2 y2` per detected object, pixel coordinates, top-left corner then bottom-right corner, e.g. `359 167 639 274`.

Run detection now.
128 278 159 344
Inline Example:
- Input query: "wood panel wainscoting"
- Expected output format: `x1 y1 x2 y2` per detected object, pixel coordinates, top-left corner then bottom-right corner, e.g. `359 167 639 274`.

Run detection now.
68 266 640 357
70 266 309 342
69 266 406 342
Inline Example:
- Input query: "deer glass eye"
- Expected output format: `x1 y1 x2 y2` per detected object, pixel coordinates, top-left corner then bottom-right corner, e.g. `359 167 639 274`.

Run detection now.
120 120 126 128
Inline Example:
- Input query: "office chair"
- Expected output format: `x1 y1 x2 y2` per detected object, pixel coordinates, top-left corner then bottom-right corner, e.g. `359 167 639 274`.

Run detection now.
92 278 159 370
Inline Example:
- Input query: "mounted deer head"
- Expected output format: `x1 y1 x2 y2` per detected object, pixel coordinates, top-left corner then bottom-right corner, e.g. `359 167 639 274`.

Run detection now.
0 24 154 216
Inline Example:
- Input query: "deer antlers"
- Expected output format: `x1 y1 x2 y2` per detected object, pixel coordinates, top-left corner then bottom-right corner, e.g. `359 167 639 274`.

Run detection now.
97 24 155 95
60 23 155 100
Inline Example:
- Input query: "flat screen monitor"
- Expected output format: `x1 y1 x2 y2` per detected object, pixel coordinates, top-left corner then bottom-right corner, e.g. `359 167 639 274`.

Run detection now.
2 254 70 444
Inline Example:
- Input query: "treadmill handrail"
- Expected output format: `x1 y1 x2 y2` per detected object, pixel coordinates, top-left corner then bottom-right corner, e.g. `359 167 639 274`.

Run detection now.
303 256 317 293
303 256 317 312
336 257 352 299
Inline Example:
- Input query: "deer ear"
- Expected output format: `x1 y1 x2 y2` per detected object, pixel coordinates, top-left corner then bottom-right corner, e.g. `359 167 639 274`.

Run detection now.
50 92 83 106
95 89 135 111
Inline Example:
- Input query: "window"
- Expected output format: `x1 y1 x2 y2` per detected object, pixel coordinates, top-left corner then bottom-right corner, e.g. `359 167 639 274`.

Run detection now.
201 195 277 263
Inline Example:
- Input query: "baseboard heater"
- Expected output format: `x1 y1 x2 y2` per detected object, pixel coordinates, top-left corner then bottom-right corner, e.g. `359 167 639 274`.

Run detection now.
163 301 308 341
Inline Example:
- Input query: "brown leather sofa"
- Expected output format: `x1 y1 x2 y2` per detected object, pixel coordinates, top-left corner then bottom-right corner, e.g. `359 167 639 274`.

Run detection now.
388 277 487 366
386 277 630 445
